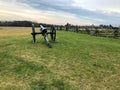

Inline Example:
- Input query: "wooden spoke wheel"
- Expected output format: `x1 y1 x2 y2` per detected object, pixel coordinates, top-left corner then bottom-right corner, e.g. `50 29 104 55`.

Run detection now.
31 24 36 43
50 26 56 41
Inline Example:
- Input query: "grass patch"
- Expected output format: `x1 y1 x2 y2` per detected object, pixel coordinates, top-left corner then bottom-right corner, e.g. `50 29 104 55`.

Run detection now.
0 27 120 90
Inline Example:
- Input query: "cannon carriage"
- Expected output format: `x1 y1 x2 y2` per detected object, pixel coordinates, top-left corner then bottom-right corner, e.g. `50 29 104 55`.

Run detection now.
31 24 56 48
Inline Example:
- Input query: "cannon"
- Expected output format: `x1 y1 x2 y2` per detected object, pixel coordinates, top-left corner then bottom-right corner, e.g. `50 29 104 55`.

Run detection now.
31 24 56 48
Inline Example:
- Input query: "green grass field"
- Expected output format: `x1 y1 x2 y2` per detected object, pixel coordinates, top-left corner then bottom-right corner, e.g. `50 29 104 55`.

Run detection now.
0 27 120 90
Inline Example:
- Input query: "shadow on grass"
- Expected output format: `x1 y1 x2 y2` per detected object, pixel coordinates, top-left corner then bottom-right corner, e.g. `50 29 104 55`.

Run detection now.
4 85 21 90
0 52 50 77
30 80 47 90
30 79 71 90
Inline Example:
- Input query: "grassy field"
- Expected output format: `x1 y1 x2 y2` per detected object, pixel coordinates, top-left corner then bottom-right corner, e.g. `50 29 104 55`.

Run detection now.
0 27 120 90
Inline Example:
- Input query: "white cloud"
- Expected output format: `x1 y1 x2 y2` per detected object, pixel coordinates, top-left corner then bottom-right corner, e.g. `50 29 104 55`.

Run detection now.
0 0 92 25
0 0 55 23
0 0 120 25
74 0 120 13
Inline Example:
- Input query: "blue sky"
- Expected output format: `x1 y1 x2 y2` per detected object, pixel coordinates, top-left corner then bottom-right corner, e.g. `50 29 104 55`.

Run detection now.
0 0 120 25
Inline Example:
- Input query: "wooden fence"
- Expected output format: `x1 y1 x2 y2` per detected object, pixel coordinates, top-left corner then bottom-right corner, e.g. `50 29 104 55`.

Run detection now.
53 25 120 38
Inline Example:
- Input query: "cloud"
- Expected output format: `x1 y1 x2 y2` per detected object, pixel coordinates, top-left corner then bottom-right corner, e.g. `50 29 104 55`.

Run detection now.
0 0 92 25
0 0 120 25
74 0 120 12
22 0 120 24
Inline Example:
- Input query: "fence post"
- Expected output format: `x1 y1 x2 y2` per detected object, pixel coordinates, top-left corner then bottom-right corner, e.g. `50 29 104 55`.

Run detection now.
94 27 99 36
114 28 119 38
60 25 63 30
85 27 90 34
56 26 58 30
65 25 68 31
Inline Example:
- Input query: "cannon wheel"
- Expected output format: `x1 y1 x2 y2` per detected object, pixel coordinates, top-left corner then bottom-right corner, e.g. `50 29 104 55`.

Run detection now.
31 24 36 43
50 26 56 41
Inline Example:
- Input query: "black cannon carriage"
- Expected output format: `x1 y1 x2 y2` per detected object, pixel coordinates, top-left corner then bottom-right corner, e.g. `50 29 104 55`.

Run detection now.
31 24 56 48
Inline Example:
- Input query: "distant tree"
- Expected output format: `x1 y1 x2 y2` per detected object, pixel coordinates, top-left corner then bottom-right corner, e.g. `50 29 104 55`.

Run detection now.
109 24 113 29
65 23 71 31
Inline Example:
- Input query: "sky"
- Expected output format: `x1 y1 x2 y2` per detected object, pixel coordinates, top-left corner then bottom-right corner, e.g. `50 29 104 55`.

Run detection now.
0 0 120 25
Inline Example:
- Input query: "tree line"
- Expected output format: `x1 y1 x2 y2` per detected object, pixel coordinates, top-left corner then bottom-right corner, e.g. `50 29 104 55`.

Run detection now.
0 21 118 29
0 21 55 27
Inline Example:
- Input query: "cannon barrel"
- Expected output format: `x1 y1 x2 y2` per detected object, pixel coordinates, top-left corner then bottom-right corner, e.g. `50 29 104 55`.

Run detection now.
40 25 47 34
40 25 47 30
